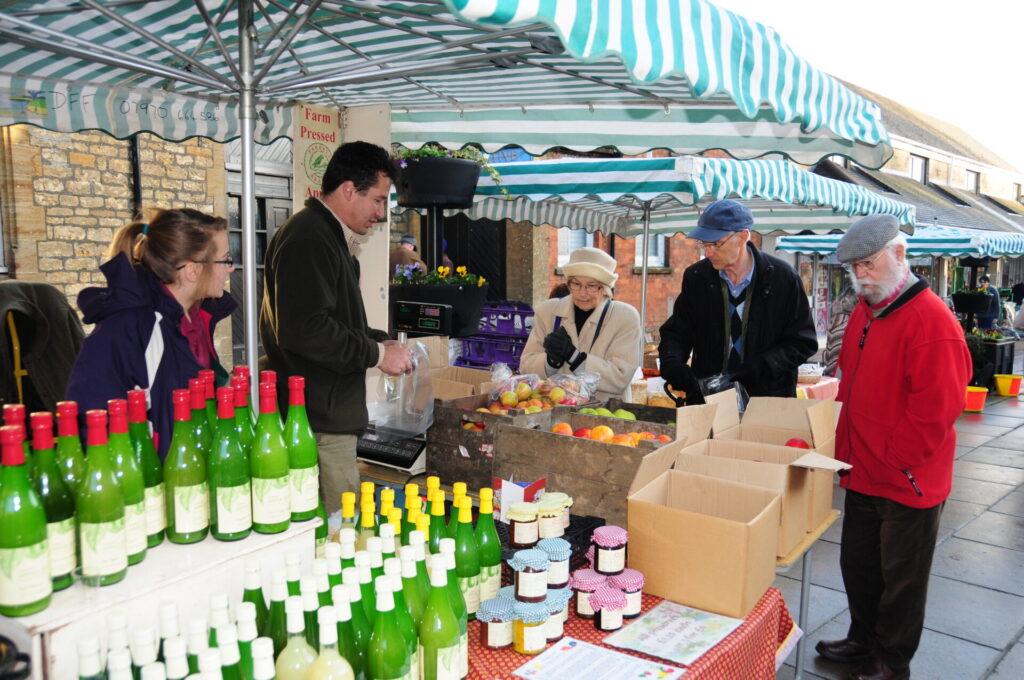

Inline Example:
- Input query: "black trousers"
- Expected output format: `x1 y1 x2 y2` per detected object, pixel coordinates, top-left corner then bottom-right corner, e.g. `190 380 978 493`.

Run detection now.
840 489 944 670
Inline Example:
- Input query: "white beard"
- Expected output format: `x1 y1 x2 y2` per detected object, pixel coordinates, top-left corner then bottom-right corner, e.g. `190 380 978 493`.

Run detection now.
852 261 909 306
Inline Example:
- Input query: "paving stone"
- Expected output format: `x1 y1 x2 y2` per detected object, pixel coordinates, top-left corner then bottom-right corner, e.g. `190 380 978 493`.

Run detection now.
910 628 1000 680
955 512 1024 551
948 476 1016 505
932 537 1024 596
991 489 1024 518
990 641 1024 679
772 574 850 637
923 575 1024 649
954 460 1024 486
962 446 1024 469
937 499 987 543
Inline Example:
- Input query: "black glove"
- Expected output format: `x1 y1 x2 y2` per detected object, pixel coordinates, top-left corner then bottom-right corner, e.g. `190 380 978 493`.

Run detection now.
543 326 586 370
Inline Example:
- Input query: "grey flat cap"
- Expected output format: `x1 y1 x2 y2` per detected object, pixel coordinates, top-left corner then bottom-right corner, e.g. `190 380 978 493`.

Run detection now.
836 214 899 263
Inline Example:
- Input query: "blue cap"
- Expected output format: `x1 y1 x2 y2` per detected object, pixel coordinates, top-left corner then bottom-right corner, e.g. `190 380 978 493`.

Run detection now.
689 199 753 242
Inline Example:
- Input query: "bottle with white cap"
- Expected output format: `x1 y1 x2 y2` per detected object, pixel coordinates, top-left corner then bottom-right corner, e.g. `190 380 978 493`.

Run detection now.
215 623 242 680
186 617 208 674
398 546 425 628
131 627 159 678
312 558 332 607
285 551 301 597
331 584 366 680
77 637 104 680
264 570 288 657
367 578 411 680
106 647 133 680
250 637 277 680
197 647 222 679
307 605 355 679
208 594 231 646
438 539 468 679
158 601 181 662
300 577 320 648
242 559 269 635
236 601 259 680
324 542 343 589
141 662 167 680
163 637 190 680
338 528 357 571
275 596 317 680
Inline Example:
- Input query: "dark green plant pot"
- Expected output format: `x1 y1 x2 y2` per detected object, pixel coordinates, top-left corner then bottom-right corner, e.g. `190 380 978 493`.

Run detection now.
390 282 488 337
395 156 481 209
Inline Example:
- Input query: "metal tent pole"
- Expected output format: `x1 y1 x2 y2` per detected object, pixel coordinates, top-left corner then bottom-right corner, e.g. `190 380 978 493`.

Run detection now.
639 202 652 358
238 0 260 398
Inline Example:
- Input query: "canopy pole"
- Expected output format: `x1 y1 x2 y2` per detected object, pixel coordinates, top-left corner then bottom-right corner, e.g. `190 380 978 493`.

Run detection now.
238 0 259 398
639 201 652 361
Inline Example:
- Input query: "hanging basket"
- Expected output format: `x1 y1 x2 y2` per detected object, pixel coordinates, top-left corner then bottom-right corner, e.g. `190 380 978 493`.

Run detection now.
390 282 489 337
395 156 481 209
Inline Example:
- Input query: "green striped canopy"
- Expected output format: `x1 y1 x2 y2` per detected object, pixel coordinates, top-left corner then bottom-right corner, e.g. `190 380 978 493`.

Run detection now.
0 0 891 166
777 225 1024 258
411 156 916 235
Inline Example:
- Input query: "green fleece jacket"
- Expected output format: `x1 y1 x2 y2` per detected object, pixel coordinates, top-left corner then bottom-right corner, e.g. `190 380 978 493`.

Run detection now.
260 198 388 434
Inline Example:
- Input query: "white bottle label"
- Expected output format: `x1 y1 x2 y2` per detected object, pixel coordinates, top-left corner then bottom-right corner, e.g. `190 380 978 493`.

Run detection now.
47 517 76 577
419 642 460 680
215 483 253 534
80 518 128 577
486 621 513 647
625 589 643 616
515 570 547 599
124 501 148 555
144 483 166 533
0 541 51 605
576 591 595 617
458 573 480 615
538 515 564 538
172 483 210 534
512 519 538 545
547 559 569 585
522 622 547 652
252 476 290 525
479 564 501 602
289 464 319 513
596 546 625 573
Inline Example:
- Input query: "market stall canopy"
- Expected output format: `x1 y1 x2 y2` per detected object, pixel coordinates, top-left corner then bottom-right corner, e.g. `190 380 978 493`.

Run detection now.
777 225 1024 259
0 0 891 167
402 155 917 235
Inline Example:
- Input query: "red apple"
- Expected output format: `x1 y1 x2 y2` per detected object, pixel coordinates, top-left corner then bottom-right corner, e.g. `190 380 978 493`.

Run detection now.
785 437 811 449
573 427 592 438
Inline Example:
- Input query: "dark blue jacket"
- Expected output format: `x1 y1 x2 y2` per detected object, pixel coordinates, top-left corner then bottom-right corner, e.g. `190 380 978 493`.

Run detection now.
65 253 236 458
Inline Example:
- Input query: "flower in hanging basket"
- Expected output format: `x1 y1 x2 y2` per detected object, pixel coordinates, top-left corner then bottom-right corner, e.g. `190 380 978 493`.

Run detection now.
392 264 487 288
394 143 510 198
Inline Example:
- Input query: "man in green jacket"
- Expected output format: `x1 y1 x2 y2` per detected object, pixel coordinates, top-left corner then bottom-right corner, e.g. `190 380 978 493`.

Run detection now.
261 141 413 513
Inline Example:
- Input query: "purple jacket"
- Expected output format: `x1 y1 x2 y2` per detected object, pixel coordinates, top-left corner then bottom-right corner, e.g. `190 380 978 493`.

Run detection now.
65 253 236 458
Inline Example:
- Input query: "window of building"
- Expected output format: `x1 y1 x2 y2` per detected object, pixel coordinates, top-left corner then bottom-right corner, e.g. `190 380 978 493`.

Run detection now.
634 234 668 267
557 228 593 265
909 154 928 183
964 170 980 193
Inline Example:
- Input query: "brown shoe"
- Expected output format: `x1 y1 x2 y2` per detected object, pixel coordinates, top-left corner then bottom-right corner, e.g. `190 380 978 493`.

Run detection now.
849 658 910 680
815 638 872 663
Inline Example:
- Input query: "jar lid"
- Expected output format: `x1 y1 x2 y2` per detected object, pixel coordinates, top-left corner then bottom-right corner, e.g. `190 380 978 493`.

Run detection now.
536 498 563 517
498 585 516 601
507 502 539 521
569 568 607 590
476 597 516 623
536 537 572 562
508 549 550 572
592 525 628 548
608 568 646 592
513 600 550 624
589 586 628 612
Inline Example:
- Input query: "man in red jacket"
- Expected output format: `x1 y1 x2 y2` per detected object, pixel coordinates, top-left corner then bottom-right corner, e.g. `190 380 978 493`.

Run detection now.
816 214 971 680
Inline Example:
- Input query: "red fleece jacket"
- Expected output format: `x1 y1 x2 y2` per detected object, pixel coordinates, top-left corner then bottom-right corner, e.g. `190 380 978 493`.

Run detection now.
836 279 971 508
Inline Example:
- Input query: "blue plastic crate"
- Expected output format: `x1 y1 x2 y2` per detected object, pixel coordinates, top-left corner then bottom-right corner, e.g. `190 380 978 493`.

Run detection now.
478 301 534 337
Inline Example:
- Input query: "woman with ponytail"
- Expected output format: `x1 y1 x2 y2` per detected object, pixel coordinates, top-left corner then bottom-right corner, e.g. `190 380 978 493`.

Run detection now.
65 208 237 457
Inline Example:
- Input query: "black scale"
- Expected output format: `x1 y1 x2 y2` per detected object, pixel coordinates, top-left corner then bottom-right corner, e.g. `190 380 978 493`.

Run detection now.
356 425 426 475
391 300 453 337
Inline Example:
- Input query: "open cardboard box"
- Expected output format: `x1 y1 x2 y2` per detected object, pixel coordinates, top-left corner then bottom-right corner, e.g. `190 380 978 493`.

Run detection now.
628 470 781 619
706 390 839 530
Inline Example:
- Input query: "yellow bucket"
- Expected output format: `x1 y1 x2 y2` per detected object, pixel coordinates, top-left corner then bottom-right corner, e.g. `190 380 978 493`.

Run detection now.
964 386 989 412
994 374 1023 397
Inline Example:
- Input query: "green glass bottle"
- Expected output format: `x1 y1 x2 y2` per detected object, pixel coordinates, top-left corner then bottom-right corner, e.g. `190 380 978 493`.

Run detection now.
427 490 447 555
341 578 373 671
3 404 32 468
284 376 319 522
474 487 502 604
163 389 210 544
438 539 467 678
127 389 166 547
0 424 52 616
331 584 367 680
367 579 412 680
243 559 270 636
419 554 461 680
210 386 252 541
233 365 257 426
231 376 255 454
446 482 466 539
264 574 288 658
107 398 147 565
199 369 218 433
28 412 75 592
78 409 128 586
251 382 291 534
397 547 425 630
55 400 86 495
188 378 213 456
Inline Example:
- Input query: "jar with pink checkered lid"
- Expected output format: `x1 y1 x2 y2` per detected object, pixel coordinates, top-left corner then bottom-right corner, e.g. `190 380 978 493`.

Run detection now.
608 568 645 618
568 568 606 619
589 586 628 631
591 525 628 576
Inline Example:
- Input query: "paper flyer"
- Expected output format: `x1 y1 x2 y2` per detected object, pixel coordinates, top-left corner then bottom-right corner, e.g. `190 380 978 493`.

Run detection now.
603 600 744 666
512 637 684 680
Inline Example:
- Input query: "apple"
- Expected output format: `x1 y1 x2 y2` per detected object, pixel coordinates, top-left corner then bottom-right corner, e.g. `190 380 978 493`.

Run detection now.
574 427 592 438
785 437 811 449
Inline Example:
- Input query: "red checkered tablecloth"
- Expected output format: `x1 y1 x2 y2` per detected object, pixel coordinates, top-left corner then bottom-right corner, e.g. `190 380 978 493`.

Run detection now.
468 587 794 679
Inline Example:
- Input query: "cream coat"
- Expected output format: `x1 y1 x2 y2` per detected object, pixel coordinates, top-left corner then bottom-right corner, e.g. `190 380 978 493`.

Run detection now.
520 296 641 400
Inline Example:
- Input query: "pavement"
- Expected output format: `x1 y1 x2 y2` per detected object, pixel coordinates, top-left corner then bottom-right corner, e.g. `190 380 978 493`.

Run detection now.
776 343 1024 680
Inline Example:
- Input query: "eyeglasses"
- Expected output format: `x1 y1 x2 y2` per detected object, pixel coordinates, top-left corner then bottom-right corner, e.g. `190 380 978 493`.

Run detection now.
568 280 602 293
697 231 737 251
176 256 234 271
841 250 885 274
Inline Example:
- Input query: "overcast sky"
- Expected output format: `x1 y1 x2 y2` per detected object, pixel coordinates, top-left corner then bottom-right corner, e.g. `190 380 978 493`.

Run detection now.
711 0 1024 175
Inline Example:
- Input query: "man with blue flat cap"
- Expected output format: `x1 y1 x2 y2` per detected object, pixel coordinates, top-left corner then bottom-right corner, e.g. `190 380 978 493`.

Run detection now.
658 199 816 403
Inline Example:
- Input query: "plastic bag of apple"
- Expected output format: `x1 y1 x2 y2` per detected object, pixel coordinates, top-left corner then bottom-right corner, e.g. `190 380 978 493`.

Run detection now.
484 366 599 414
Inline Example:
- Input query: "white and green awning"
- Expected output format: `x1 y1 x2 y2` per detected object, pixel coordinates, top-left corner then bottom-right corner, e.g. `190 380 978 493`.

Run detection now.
0 1 891 166
416 155 916 235
777 225 1024 258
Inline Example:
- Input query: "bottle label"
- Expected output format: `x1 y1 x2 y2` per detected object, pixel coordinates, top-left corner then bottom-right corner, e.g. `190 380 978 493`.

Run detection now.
145 483 166 533
479 564 501 602
458 573 480 614
0 541 51 606
125 501 148 554
522 622 547 652
289 464 319 513
252 476 290 524
487 621 513 647
511 519 538 545
80 518 128 577
596 546 625 574
216 483 253 534
418 642 460 680
515 570 547 599
538 515 564 538
547 559 569 586
172 483 210 533
47 517 76 577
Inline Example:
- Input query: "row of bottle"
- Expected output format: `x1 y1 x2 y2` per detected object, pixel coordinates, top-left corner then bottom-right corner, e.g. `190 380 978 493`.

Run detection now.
0 368 323 617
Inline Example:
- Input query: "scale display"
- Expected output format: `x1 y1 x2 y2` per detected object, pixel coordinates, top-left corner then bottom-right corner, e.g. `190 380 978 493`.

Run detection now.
392 300 453 336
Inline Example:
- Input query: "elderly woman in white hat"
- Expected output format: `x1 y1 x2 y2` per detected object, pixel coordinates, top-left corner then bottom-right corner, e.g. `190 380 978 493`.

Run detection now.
520 247 641 399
